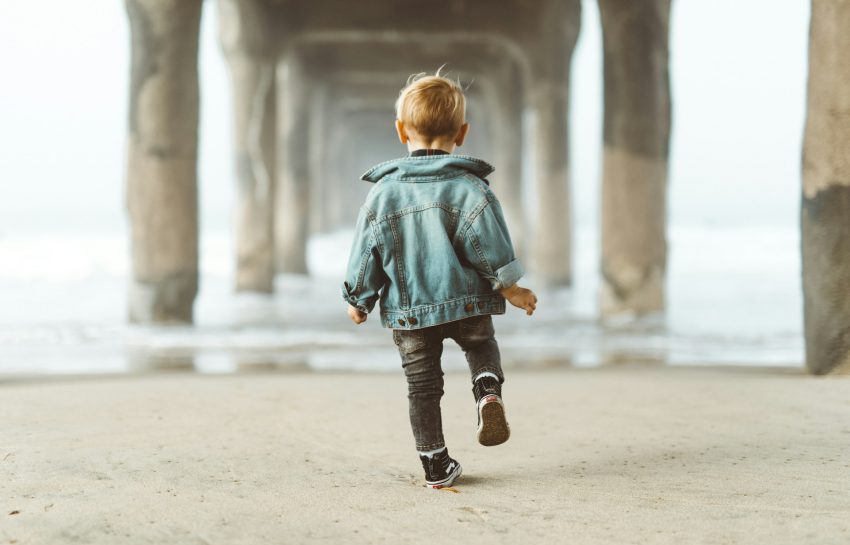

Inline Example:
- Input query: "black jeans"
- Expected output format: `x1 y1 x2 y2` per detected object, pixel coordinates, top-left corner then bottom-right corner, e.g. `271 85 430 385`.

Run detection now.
392 314 504 451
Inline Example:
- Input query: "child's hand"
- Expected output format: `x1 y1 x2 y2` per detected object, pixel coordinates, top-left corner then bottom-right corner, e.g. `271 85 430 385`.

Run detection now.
348 305 368 324
499 284 538 316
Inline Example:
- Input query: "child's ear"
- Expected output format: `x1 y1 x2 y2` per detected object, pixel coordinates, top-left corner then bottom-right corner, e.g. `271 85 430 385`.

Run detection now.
395 120 409 144
455 123 470 146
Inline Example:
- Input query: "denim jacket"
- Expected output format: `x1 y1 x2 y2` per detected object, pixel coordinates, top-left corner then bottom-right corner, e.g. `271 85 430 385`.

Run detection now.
341 153 524 330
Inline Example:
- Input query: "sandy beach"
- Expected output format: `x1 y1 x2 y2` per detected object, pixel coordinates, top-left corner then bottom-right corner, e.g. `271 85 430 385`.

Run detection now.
2 366 848 545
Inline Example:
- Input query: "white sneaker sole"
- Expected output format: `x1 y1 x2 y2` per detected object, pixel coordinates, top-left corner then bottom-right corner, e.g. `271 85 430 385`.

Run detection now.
477 395 510 447
425 462 463 489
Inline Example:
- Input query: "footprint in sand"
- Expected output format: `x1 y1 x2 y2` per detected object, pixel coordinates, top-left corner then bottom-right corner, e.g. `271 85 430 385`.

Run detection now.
456 506 488 522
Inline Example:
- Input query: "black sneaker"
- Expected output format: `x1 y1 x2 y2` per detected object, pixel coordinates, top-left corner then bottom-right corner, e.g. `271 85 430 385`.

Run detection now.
472 375 510 446
419 448 462 489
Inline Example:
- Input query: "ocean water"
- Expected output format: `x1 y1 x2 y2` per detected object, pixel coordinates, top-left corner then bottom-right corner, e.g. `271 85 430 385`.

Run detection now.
0 225 803 376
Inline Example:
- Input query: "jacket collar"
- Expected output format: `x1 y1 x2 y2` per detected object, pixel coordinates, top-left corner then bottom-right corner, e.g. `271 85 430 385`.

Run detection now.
360 154 495 183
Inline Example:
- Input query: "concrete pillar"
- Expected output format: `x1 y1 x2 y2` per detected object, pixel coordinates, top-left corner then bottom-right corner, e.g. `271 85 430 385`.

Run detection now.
530 80 573 286
124 0 202 323
218 0 277 293
598 0 671 317
528 0 582 286
307 83 330 235
801 0 850 375
493 74 526 260
275 52 310 274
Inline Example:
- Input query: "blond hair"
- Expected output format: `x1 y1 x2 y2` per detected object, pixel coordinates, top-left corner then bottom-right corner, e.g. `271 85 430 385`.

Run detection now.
395 69 466 140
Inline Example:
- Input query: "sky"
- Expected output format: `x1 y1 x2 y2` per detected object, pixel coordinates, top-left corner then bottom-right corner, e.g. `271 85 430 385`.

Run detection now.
0 0 810 237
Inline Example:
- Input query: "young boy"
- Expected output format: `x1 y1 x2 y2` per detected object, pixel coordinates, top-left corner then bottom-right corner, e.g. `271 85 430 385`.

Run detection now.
342 71 537 489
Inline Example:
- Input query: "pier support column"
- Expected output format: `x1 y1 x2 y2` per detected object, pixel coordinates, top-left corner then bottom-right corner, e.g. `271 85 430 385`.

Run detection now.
528 0 581 286
598 0 671 317
802 0 850 375
492 74 527 260
274 52 311 274
529 79 573 286
125 0 202 323
218 0 277 293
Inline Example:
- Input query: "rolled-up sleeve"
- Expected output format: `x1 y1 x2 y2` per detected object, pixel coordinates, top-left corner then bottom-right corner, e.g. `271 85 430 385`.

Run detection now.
461 197 524 290
341 206 385 313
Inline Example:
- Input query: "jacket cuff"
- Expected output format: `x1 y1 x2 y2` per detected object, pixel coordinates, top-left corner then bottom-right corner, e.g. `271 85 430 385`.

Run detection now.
493 259 524 290
341 282 374 313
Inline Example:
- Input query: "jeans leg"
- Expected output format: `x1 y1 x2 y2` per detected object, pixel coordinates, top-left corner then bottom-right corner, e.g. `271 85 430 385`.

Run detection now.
393 327 446 451
449 315 504 384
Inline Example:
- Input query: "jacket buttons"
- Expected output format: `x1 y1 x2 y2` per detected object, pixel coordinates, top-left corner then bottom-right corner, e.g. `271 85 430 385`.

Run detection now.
398 319 406 326
465 303 474 312
408 317 418 325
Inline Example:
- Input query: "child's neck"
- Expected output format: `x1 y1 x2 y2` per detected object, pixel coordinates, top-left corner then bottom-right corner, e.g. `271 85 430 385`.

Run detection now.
406 139 456 155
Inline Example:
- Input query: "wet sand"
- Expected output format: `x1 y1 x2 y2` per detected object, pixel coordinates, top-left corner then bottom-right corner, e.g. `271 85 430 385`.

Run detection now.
1 366 848 544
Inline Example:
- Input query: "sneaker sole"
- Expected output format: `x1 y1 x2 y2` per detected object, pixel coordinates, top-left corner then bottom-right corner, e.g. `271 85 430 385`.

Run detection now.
426 462 463 489
477 395 510 446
